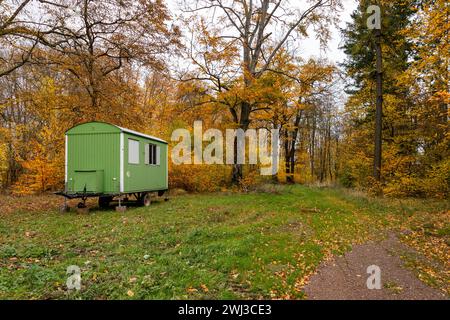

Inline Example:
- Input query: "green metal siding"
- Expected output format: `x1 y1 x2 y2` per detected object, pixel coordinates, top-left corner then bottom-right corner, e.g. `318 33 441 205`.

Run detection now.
66 131 120 194
123 133 168 193
73 170 104 193
65 122 168 195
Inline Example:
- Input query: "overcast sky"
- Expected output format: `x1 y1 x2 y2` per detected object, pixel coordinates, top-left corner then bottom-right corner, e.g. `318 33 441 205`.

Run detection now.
167 0 358 64
297 0 358 63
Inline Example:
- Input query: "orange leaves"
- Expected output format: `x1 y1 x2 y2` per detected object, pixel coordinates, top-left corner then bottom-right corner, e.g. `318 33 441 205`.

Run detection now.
186 284 209 295
12 135 64 195
186 286 198 293
397 209 450 295
200 284 209 293
169 164 230 193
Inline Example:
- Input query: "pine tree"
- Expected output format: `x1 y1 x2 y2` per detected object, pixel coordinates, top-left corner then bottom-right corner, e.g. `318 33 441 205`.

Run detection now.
340 0 417 192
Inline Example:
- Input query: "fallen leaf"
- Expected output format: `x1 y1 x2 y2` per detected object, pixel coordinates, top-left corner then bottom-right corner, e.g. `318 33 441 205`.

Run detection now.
187 287 198 293
200 284 209 293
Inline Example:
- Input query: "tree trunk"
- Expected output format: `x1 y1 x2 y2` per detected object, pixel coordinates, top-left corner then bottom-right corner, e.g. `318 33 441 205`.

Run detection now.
289 156 295 183
327 120 333 181
231 163 243 184
284 130 292 183
373 28 383 182
285 110 302 184
309 115 316 180
231 101 251 184
231 132 243 184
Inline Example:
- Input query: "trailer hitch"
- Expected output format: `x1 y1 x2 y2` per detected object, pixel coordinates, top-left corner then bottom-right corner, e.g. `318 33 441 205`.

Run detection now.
77 185 88 208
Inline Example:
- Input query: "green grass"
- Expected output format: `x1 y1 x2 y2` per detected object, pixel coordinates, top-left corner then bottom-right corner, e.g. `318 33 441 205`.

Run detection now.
0 185 448 299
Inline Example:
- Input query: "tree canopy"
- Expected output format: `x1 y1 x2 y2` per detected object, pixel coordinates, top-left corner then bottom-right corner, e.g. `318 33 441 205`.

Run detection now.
0 0 448 198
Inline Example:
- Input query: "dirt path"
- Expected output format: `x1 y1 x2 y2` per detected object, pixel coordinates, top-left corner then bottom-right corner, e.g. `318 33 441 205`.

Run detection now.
303 234 447 300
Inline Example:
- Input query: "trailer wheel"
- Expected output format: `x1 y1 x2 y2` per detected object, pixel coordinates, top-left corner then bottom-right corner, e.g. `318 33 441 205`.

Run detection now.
140 193 151 207
158 190 166 197
99 196 112 208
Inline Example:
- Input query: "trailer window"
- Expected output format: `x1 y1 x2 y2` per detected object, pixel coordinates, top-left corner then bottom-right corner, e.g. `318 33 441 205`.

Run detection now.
145 144 159 165
128 139 140 164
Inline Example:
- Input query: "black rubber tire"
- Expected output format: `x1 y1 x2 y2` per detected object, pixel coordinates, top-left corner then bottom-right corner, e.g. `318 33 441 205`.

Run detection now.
158 190 166 197
140 193 151 207
98 196 112 208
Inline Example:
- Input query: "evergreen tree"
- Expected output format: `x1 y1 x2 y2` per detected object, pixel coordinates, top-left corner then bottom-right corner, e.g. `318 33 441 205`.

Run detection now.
340 0 423 194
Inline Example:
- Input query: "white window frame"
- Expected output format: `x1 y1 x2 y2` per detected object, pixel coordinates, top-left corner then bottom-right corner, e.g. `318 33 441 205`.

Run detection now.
145 143 160 166
144 143 150 165
128 139 140 164
156 145 160 165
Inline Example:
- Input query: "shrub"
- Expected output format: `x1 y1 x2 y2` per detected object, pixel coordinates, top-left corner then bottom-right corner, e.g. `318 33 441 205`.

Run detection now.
339 169 356 188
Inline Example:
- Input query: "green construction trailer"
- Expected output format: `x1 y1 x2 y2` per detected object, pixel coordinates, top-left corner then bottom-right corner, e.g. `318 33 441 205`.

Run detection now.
57 121 168 209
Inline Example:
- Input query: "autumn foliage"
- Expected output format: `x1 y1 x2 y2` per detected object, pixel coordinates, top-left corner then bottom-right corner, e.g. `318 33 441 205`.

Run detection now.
0 0 448 198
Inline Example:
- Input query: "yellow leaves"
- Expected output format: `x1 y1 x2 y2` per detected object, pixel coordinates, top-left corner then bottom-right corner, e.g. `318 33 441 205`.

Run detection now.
127 290 134 297
398 210 450 295
170 164 230 193
12 140 63 194
0 141 7 188
186 284 209 294
193 17 239 66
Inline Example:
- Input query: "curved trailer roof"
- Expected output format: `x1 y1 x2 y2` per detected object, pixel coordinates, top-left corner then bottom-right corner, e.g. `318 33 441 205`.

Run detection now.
66 121 168 144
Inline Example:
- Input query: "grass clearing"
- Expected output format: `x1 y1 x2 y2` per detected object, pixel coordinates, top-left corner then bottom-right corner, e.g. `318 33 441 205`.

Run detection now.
0 185 448 299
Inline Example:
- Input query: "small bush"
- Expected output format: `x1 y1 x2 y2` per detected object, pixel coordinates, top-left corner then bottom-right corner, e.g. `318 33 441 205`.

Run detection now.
253 183 285 194
339 169 356 188
169 164 230 193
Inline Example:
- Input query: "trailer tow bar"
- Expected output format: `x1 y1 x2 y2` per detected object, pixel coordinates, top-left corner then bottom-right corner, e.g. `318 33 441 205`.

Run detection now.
77 186 88 208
